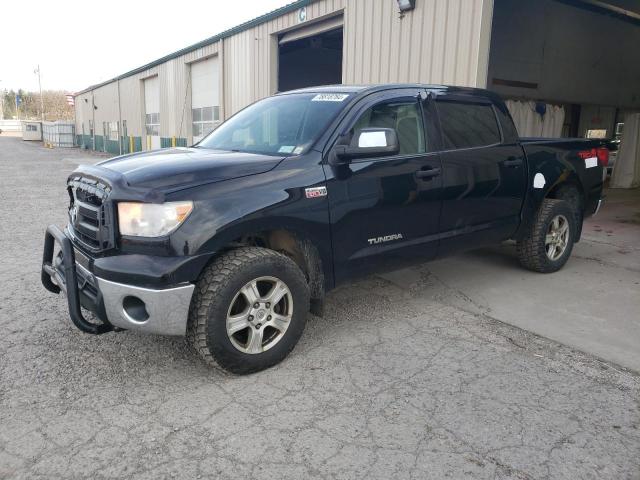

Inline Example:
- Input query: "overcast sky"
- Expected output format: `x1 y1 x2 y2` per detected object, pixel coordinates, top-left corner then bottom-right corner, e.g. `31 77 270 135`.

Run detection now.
0 0 292 93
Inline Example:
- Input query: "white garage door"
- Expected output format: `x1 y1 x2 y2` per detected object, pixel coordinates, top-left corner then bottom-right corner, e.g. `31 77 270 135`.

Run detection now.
144 76 160 150
191 57 220 143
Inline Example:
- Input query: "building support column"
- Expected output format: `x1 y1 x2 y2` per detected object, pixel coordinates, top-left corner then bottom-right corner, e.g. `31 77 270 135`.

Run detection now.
117 78 123 155
476 0 495 88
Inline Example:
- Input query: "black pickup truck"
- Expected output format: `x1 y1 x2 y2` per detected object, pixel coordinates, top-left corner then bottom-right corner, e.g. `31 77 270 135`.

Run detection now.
42 84 608 374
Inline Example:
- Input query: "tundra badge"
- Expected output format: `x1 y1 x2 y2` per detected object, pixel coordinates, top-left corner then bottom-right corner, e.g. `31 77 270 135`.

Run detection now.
368 234 404 245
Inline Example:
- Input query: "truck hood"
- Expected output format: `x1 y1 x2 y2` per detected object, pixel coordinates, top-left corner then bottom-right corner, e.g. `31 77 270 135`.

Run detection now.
96 147 286 190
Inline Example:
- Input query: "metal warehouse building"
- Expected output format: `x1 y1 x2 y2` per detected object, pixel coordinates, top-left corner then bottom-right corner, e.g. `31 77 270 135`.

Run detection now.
74 0 640 154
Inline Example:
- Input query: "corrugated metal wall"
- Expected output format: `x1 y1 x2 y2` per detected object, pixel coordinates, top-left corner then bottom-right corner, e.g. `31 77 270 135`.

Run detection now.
74 0 493 151
221 0 492 113
222 0 346 114
343 0 492 87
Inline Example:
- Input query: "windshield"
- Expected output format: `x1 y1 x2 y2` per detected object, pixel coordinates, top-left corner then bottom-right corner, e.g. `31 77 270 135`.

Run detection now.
197 93 350 155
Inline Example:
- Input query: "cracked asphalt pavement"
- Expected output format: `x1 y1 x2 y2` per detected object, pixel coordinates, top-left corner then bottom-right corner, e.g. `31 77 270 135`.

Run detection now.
1 137 639 479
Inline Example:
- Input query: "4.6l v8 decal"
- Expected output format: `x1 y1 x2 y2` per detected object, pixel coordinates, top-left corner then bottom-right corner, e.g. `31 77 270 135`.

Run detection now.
367 233 404 245
305 186 327 198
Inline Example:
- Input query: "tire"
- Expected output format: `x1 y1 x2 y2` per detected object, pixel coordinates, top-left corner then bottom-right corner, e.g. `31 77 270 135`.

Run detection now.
517 199 576 273
555 185 583 241
187 247 310 374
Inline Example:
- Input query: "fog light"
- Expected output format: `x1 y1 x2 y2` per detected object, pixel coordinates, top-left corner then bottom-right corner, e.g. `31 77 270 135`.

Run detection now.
122 296 149 323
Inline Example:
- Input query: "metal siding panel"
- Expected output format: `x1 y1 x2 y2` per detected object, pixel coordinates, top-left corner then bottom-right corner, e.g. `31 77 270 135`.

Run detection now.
119 75 144 138
443 0 461 84
352 0 363 83
370 0 383 83
408 0 426 82
342 0 485 87
378 0 392 83
342 0 351 82
398 1 414 82
432 0 447 83
74 93 91 135
364 0 375 82
92 83 120 139
460 0 476 85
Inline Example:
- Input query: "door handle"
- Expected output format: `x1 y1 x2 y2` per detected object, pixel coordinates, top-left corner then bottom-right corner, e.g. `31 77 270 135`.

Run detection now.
503 157 523 167
415 167 441 179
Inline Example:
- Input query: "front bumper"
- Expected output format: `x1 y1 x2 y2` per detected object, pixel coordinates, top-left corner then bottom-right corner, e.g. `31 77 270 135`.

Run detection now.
95 273 194 335
42 225 195 336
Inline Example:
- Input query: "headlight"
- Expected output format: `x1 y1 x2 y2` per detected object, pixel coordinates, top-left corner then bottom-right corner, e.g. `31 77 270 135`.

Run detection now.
117 201 193 237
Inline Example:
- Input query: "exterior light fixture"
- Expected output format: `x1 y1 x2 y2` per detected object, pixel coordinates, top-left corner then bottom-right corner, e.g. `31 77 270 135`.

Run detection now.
397 0 416 12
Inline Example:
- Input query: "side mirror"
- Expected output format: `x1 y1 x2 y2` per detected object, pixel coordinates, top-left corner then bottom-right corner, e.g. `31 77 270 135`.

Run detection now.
330 128 400 164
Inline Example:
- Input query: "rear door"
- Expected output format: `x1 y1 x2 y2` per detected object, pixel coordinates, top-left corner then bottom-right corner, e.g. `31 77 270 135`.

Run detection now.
324 89 443 284
434 96 527 255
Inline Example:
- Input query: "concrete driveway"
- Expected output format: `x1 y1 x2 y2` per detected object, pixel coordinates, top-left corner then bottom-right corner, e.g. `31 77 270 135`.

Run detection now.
381 188 640 372
0 137 638 479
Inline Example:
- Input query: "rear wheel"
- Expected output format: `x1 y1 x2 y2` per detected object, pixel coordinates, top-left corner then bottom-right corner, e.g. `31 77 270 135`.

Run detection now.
555 185 583 240
187 248 309 374
517 199 575 273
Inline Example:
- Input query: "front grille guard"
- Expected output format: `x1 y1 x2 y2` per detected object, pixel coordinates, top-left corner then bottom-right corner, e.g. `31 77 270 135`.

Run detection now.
42 225 113 335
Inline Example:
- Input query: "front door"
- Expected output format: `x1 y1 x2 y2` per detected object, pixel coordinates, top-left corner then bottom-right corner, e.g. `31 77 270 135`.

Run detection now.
324 89 443 285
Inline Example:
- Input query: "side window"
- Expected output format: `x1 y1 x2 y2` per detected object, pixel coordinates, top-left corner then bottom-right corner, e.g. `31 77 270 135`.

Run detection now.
352 99 426 155
437 101 501 150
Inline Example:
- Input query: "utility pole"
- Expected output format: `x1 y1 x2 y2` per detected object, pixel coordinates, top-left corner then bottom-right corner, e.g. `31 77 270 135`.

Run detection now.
35 65 44 122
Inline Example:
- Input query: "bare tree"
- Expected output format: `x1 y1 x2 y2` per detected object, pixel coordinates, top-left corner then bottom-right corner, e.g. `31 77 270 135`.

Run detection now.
2 89 74 121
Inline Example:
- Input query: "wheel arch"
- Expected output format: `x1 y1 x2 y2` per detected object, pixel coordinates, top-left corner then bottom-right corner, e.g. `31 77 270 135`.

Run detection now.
544 175 585 242
196 223 332 316
514 157 586 241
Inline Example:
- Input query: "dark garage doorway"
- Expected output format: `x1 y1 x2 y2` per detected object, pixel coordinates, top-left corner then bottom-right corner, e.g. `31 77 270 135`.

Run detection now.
278 19 343 92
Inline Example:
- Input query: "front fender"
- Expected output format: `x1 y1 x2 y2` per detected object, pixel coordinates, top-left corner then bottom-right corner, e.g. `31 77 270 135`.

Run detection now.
165 157 335 289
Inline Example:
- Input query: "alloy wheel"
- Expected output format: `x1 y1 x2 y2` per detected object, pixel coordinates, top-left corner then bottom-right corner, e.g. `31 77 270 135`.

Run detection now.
545 214 570 261
226 276 293 354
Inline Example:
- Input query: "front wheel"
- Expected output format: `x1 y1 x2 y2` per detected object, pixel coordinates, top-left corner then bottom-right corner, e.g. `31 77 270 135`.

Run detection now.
517 199 576 273
187 247 310 374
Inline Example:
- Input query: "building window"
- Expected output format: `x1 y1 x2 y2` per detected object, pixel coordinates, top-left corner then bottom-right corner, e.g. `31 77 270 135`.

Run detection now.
108 122 119 141
145 112 160 136
192 106 220 139
26 124 38 132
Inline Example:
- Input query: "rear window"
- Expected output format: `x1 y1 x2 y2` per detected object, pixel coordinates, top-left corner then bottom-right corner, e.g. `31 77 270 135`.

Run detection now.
437 101 501 150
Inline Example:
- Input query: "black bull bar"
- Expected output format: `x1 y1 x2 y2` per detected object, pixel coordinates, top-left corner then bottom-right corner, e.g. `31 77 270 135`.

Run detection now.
41 225 113 334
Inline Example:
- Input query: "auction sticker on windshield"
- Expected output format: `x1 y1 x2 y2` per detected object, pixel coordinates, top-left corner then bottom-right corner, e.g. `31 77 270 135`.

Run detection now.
312 93 349 102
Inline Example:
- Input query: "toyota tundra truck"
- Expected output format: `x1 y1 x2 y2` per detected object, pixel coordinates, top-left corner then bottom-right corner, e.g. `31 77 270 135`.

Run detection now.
42 84 608 374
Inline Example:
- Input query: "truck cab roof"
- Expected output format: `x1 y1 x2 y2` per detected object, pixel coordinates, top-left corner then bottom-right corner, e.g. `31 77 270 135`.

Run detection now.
276 83 505 104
